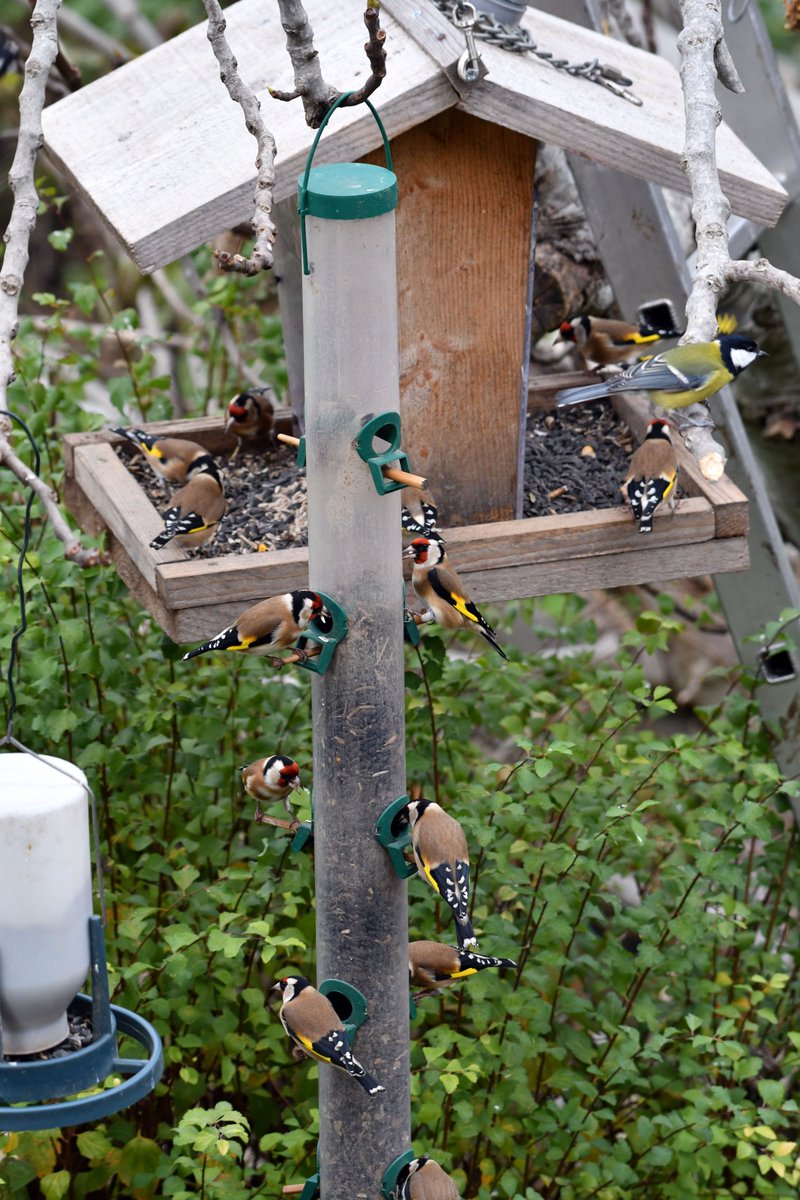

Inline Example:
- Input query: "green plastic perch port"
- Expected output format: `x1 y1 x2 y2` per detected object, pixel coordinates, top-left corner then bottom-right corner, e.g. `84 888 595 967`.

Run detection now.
375 795 416 880
318 978 369 1040
294 592 348 676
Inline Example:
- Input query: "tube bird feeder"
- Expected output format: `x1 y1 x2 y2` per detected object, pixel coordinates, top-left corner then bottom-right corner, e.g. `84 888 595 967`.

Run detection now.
301 97 411 1197
0 751 163 1130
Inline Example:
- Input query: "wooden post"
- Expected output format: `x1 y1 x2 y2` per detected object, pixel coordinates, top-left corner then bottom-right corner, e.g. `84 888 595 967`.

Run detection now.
302 160 410 1195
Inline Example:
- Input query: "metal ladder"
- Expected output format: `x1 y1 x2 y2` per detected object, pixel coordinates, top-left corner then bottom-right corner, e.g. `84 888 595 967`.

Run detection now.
533 0 800 780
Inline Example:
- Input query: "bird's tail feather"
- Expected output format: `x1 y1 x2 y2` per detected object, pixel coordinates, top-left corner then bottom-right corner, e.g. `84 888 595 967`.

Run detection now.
555 382 613 407
479 625 508 660
357 1071 385 1096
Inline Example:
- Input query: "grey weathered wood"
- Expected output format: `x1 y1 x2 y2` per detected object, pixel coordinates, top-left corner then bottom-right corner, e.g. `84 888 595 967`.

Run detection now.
380 0 786 226
62 409 750 642
40 0 786 274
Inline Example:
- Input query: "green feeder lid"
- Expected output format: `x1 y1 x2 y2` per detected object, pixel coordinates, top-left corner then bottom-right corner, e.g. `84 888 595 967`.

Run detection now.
298 163 397 221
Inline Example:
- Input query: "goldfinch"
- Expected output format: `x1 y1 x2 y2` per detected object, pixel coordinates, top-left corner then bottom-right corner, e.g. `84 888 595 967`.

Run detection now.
623 418 679 534
149 459 226 551
558 314 681 369
273 976 385 1096
401 490 438 537
182 590 325 661
406 799 477 949
241 754 301 822
409 940 517 1000
405 535 507 660
395 1156 459 1200
555 334 766 410
225 387 275 443
111 427 213 487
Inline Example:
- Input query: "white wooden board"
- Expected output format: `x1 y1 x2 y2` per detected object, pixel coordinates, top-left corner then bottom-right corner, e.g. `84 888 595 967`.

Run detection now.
42 0 786 273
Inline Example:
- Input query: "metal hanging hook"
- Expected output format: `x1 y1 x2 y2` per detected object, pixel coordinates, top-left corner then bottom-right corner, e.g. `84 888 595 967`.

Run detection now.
454 2 483 83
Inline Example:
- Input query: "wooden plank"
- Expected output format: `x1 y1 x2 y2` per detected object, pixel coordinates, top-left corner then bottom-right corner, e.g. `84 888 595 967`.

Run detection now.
40 1 785 276
384 0 786 227
157 546 310 612
364 110 535 525
455 536 750 604
72 442 186 589
41 2 457 273
157 494 717 615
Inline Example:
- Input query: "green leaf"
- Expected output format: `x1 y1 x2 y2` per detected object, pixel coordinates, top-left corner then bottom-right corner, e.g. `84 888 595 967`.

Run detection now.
116 1135 164 1185
76 1130 113 1160
40 1172 71 1200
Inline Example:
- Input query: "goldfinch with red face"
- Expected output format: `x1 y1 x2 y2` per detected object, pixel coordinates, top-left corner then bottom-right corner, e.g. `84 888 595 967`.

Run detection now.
395 1156 459 1200
225 387 275 443
149 459 226 551
555 334 766 410
111 427 214 487
623 418 679 534
409 940 517 1000
182 590 325 661
405 536 507 661
558 314 680 369
405 799 477 949
241 754 301 821
273 976 385 1096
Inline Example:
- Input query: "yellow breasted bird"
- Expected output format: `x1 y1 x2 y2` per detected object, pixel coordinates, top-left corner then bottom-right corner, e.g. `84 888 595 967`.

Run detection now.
273 976 385 1096
623 418 678 534
111 427 213 488
405 535 507 660
182 590 325 662
555 333 766 410
395 1157 460 1200
406 799 477 949
149 459 226 551
558 313 681 369
409 940 517 1000
225 387 275 443
241 754 301 822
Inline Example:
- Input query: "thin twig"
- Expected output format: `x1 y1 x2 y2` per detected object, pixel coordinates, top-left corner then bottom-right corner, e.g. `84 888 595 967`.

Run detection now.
0 0 104 566
270 1 385 125
202 0 277 275
676 0 800 479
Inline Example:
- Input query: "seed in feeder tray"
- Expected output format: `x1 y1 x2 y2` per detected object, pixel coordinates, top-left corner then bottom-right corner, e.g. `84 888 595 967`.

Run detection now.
547 486 568 500
581 445 596 458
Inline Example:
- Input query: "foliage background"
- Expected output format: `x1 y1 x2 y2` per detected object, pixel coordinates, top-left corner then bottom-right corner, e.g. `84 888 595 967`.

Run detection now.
2 1 800 1198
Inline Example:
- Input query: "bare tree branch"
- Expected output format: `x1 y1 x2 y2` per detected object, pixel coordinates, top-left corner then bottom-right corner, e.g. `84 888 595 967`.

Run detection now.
270 1 385 126
202 0 277 275
0 0 105 566
674 0 800 479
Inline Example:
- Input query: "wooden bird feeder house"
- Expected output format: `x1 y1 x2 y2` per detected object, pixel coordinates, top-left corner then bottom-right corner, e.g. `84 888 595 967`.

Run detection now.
47 0 785 641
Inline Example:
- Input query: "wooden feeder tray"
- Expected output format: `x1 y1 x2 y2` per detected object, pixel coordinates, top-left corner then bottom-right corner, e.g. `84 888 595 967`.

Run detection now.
63 396 749 645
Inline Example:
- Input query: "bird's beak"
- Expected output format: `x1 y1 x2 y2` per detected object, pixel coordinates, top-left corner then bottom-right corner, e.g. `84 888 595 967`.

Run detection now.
758 349 769 358
403 544 416 558
271 981 282 993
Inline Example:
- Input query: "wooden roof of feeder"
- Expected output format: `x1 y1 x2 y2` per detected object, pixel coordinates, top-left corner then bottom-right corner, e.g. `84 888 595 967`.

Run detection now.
42 0 786 269
49 1 768 637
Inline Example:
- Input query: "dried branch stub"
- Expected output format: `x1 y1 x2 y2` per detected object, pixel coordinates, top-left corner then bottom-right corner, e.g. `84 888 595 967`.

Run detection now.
270 1 386 126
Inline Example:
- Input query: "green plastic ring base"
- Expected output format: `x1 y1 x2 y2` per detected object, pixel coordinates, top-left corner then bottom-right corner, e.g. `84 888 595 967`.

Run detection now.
355 412 411 496
375 796 415 879
294 592 348 675
403 605 421 646
318 979 368 1039
291 791 314 854
381 1150 415 1200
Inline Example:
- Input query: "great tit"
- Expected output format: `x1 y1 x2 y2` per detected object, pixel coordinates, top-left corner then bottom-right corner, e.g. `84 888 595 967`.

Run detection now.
555 334 766 410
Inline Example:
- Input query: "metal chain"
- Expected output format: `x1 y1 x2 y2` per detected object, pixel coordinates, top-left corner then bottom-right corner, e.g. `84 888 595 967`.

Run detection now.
432 0 643 105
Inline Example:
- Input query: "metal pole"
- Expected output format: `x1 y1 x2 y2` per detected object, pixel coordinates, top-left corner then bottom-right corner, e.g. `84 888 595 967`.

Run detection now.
302 164 411 1197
